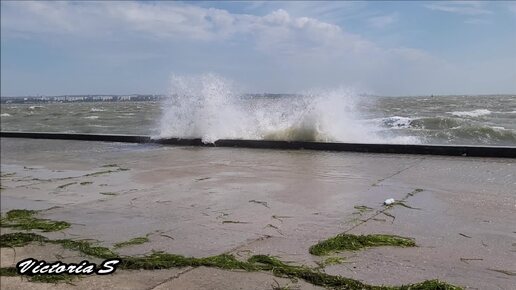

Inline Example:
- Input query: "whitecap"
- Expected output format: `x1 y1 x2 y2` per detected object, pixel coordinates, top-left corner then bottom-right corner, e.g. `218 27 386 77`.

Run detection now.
381 116 413 129
449 109 491 117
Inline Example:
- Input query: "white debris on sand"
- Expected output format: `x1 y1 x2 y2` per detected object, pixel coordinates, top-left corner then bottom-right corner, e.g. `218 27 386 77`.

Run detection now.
384 198 395 205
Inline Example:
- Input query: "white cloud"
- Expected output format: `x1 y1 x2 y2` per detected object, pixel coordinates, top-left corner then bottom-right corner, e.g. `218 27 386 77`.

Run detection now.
425 1 492 16
1 2 235 40
2 1 511 95
0 2 368 54
242 1 365 24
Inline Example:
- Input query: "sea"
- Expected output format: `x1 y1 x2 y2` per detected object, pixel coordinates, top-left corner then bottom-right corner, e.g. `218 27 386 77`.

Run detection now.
1 94 515 146
1 73 515 146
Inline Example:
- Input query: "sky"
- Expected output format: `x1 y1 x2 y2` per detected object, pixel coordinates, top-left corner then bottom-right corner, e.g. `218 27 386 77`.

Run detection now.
1 1 515 96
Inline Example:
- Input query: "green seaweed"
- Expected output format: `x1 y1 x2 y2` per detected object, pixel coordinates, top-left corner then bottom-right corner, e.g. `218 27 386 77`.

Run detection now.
84 170 117 177
0 232 48 247
119 253 460 289
222 220 249 224
319 256 346 267
5 209 36 219
354 205 373 212
0 210 457 289
309 234 416 256
409 188 424 196
249 255 369 289
0 232 459 289
0 267 17 276
0 232 116 259
56 239 117 259
0 266 76 283
397 280 462 290
0 209 70 232
113 236 149 248
28 273 76 283
101 164 119 168
99 192 118 196
120 251 196 269
353 205 374 216
251 256 459 289
119 252 256 271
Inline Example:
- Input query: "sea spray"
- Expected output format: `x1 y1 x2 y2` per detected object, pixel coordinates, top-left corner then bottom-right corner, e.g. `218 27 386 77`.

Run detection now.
258 88 380 142
159 74 252 143
158 73 404 143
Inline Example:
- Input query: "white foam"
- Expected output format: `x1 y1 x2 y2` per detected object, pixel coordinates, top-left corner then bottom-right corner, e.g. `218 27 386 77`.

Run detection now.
83 116 99 119
381 116 413 129
450 109 491 117
90 108 105 112
0 113 12 117
159 73 251 143
158 73 419 144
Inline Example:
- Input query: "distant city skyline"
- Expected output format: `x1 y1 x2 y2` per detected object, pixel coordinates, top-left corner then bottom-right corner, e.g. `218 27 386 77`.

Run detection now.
1 1 516 96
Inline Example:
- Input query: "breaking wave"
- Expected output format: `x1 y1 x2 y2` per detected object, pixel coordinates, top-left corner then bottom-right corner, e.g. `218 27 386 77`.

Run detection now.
450 109 491 117
157 74 515 145
380 116 465 130
378 116 516 145
158 74 416 144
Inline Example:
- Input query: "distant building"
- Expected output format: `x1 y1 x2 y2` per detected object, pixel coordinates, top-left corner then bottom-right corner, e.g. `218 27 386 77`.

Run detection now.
0 95 164 104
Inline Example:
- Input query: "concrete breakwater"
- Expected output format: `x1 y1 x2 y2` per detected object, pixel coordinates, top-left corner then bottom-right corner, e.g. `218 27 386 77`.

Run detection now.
1 131 515 158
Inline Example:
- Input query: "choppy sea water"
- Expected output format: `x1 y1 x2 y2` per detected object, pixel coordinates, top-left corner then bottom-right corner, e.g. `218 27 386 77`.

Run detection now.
1 95 515 146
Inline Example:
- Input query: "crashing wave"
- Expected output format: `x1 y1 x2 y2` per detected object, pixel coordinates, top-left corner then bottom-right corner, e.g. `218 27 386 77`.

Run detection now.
158 74 410 144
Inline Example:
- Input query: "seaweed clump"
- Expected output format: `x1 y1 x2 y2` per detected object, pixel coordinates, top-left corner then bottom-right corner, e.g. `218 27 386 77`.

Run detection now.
0 208 458 290
0 232 116 259
27 274 76 283
0 232 48 247
0 232 460 289
57 239 117 259
0 210 70 232
310 234 416 256
0 266 74 283
0 267 17 276
113 236 149 249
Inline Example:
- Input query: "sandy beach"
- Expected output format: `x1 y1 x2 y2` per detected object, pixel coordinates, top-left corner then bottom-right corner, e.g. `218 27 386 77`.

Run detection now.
1 138 515 289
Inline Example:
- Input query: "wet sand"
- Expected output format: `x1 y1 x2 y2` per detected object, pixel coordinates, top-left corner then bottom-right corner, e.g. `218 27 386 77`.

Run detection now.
1 138 515 289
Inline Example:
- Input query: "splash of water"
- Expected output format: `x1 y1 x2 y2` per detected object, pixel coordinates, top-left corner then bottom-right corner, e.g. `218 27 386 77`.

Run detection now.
158 73 418 144
159 74 252 143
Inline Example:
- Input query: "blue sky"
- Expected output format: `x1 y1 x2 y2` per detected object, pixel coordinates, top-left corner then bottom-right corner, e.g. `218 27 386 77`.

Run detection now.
1 1 515 96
